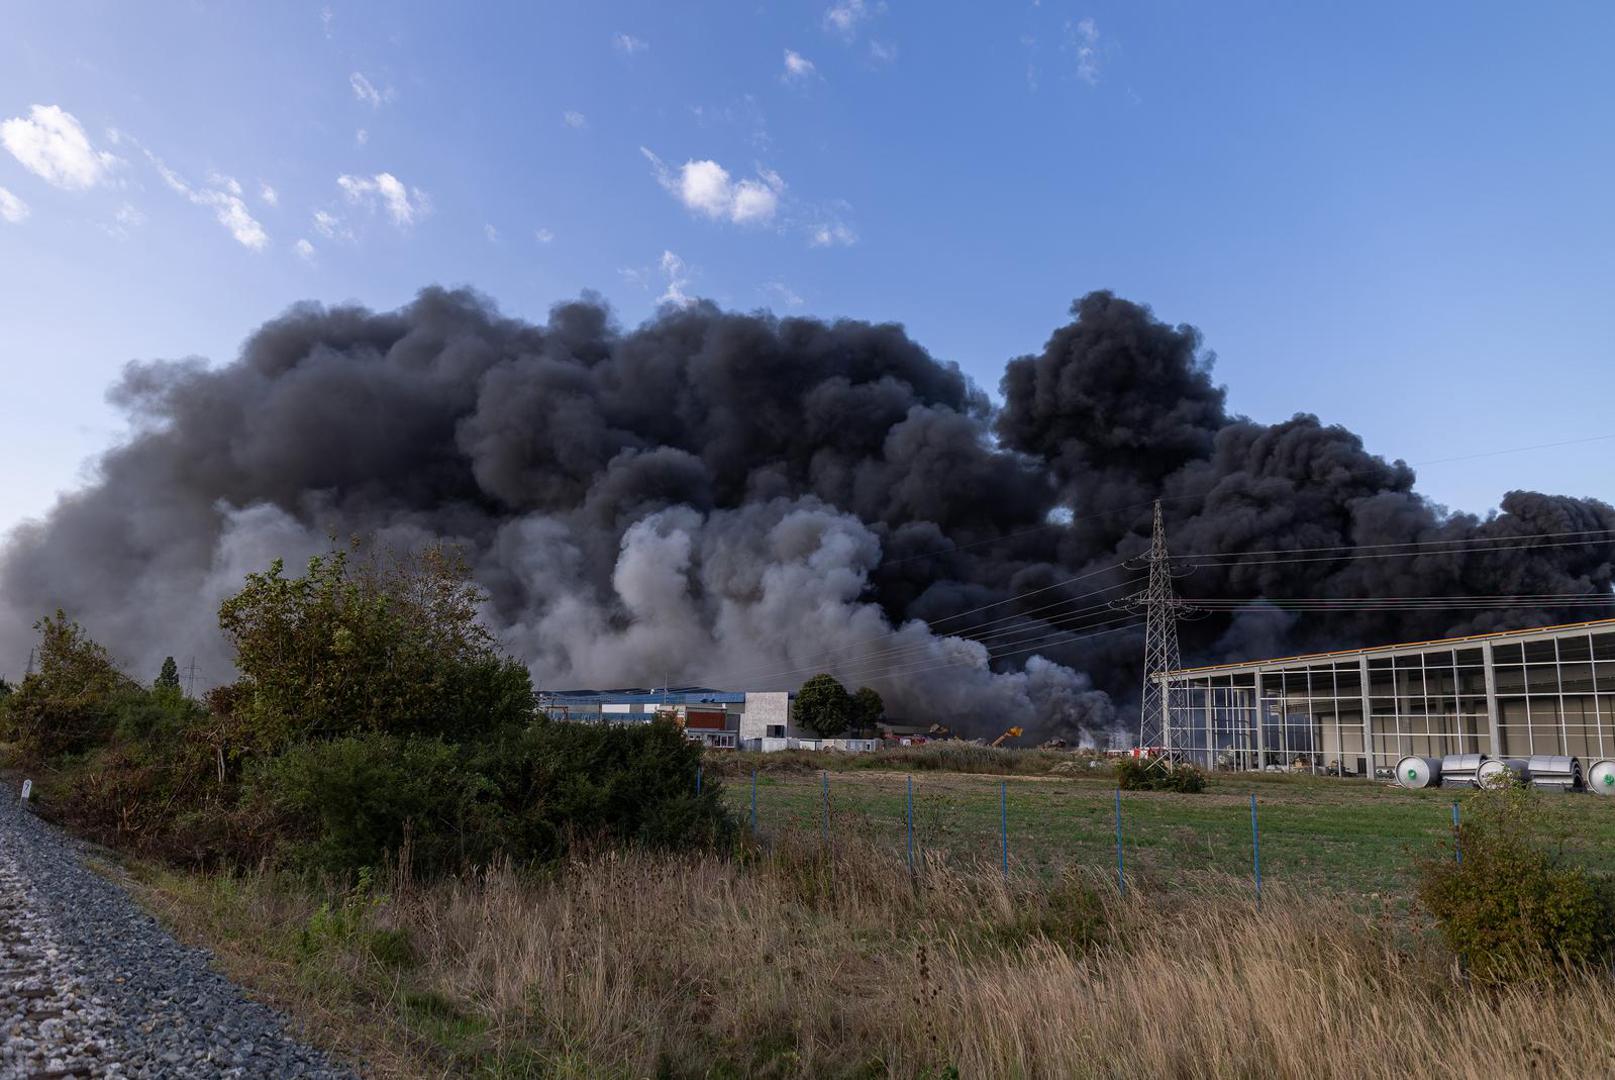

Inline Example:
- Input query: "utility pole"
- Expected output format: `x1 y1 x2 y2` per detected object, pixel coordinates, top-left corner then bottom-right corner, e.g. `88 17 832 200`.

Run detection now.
184 656 198 698
24 648 36 677
1135 500 1190 761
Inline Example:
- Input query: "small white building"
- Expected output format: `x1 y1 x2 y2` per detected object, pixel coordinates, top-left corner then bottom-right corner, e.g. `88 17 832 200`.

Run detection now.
539 687 876 752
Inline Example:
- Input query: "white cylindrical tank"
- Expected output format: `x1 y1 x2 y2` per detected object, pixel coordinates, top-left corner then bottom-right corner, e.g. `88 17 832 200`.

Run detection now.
1439 753 1487 788
1395 755 1442 790
1588 759 1615 796
1525 755 1582 791
1477 758 1529 788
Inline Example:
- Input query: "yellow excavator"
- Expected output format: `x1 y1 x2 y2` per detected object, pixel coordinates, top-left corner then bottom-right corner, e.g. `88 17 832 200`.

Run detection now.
989 726 1024 748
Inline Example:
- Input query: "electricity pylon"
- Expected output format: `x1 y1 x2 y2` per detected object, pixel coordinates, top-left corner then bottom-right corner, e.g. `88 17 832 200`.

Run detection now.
1136 500 1191 759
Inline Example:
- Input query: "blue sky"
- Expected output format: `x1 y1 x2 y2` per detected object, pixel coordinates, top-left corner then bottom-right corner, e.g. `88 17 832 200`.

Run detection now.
2 1 1613 539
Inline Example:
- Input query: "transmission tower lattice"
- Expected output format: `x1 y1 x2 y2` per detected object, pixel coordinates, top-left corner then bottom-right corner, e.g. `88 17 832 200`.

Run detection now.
1137 500 1191 757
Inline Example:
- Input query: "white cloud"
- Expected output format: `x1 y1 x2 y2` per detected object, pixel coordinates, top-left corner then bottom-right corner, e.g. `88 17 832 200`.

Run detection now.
868 39 897 64
534 227 554 244
657 250 693 306
484 223 499 243
613 33 648 55
259 182 278 206
336 171 430 227
295 237 316 260
1068 17 1101 84
782 50 817 82
620 250 696 306
0 105 120 190
355 128 369 145
763 281 804 308
562 110 588 129
824 0 870 38
809 221 858 247
312 209 351 241
642 148 783 226
148 152 268 249
103 202 144 238
349 72 394 108
0 187 28 223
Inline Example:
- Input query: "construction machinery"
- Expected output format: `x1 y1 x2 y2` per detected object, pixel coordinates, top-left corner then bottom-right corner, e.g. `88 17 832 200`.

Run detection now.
989 726 1024 748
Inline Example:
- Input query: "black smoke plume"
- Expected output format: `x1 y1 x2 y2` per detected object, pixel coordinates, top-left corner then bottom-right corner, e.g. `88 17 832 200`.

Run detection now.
3 288 1611 741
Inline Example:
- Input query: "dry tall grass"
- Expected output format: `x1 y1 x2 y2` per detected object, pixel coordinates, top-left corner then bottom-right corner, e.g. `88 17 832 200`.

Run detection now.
136 834 1615 1079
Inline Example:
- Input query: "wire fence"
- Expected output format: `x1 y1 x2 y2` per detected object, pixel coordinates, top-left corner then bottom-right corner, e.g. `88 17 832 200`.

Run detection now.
713 767 1615 900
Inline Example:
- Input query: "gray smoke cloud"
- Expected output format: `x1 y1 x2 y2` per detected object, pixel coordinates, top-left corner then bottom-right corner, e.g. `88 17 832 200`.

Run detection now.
3 286 1611 741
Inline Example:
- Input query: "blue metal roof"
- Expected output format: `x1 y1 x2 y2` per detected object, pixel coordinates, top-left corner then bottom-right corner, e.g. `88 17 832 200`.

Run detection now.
542 687 749 705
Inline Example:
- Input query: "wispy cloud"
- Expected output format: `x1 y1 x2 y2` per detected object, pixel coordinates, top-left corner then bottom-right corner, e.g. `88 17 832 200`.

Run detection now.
312 209 352 241
349 72 395 108
295 237 316 260
0 186 28 223
621 250 697 307
642 148 783 225
149 153 268 249
562 110 588 129
534 226 555 244
782 50 817 83
96 202 145 240
868 39 897 64
763 281 804 308
1067 17 1102 84
259 182 278 206
613 32 648 55
484 223 499 243
809 221 857 247
336 171 430 227
0 105 120 190
824 0 871 39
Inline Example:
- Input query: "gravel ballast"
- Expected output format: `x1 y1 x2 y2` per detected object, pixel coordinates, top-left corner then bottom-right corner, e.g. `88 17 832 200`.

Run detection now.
0 792 354 1079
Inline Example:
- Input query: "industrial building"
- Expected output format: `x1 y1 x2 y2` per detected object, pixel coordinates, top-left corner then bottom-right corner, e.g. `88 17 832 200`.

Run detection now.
538 688 880 752
1155 617 1615 782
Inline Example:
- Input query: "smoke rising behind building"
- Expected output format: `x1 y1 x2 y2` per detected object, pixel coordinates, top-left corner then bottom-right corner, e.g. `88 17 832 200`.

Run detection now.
3 287 1612 741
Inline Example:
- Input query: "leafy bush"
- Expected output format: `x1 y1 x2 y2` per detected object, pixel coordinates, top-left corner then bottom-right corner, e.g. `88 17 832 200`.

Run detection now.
255 719 739 875
218 542 535 748
1417 780 1612 982
3 611 137 757
1115 758 1206 793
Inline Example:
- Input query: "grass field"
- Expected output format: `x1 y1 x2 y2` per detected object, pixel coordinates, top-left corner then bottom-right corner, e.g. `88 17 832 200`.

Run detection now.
725 764 1615 897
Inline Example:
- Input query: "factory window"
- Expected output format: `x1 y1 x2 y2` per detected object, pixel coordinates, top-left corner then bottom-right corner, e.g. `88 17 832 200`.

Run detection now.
767 724 785 738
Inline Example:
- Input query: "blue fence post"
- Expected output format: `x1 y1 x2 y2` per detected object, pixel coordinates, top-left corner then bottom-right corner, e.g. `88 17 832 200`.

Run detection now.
1114 787 1125 895
750 769 758 833
696 763 702 796
1250 793 1263 911
821 770 830 849
906 774 914 873
1000 780 1009 880
1452 801 1462 864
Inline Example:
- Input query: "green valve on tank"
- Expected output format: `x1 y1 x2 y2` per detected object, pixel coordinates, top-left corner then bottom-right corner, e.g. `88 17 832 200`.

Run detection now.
1408 769 1417 779
1604 774 1613 786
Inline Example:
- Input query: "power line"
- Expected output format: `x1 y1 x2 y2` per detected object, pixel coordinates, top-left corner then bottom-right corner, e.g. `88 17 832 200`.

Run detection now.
854 614 1144 685
713 562 1133 687
1169 536 1615 570
1171 527 1615 564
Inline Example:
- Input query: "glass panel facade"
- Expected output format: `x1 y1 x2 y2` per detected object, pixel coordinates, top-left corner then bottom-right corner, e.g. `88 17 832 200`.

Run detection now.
1162 624 1615 774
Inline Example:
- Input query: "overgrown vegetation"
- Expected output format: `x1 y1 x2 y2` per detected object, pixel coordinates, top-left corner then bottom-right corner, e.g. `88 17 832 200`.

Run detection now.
1114 757 1206 793
130 832 1615 1080
0 541 734 875
1417 778 1613 982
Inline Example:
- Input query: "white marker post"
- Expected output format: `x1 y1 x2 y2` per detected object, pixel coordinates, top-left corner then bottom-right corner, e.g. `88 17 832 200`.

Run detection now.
20 778 32 803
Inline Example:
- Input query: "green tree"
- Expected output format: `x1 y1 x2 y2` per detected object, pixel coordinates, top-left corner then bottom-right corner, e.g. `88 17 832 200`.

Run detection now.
217 541 534 747
796 673 851 738
849 686 885 733
4 611 135 757
155 656 181 694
